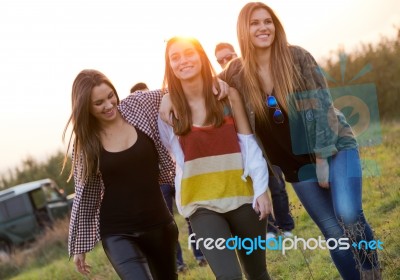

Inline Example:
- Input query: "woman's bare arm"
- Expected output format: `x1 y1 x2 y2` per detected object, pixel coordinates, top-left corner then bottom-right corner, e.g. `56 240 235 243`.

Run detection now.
228 87 252 134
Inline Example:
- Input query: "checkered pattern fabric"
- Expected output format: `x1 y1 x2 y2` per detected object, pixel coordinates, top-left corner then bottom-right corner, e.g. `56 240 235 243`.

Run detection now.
68 89 175 257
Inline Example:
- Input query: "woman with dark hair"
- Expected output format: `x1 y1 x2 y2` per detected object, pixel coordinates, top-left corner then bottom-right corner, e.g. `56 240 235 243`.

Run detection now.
220 2 380 279
158 36 272 280
63 69 178 279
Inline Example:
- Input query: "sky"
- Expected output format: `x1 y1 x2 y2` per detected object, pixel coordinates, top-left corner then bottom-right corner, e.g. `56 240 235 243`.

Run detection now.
0 0 399 173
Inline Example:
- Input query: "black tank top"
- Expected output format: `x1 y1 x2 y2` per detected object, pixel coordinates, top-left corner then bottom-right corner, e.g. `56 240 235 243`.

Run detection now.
255 96 315 182
99 128 172 236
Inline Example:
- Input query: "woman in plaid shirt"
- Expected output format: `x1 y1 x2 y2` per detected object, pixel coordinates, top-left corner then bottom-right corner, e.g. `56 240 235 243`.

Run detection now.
63 69 178 279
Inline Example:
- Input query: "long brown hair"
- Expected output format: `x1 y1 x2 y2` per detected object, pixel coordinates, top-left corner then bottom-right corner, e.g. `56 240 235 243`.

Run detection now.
162 36 225 135
62 69 120 182
237 2 302 120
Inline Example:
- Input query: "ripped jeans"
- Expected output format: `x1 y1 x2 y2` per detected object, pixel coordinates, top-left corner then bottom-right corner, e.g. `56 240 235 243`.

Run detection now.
292 148 379 280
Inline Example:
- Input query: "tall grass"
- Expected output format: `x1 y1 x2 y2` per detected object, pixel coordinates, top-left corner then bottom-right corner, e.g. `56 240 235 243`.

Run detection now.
1 123 399 279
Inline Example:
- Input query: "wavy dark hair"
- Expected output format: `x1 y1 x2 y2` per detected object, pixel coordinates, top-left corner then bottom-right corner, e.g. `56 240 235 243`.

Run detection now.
62 69 120 182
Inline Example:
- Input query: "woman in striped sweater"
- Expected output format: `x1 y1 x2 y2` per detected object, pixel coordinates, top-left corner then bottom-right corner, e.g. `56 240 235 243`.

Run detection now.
158 36 272 280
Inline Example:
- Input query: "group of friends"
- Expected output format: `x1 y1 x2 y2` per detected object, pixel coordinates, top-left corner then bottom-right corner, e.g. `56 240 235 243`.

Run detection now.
63 2 381 280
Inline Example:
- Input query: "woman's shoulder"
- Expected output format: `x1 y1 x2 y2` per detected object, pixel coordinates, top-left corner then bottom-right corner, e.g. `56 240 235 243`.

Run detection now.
122 89 163 103
220 57 243 87
289 45 312 60
119 90 165 114
225 57 243 75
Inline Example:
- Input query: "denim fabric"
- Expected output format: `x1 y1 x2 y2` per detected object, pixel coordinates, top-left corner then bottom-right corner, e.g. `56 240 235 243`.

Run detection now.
221 46 358 160
292 149 378 280
160 184 204 264
220 44 376 280
266 166 295 233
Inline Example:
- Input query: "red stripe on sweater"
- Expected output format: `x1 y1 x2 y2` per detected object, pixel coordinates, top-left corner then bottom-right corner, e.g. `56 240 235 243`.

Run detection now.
179 116 240 162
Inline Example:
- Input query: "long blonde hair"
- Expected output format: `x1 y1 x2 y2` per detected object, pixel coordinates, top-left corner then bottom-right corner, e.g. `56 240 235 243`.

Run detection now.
162 36 226 135
237 2 302 120
62 69 120 182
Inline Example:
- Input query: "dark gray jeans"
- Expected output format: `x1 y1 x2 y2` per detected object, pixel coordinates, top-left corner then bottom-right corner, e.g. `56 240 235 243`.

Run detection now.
189 204 271 280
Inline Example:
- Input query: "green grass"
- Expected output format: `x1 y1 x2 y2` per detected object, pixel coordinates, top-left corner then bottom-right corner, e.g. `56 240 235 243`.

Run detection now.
1 122 399 279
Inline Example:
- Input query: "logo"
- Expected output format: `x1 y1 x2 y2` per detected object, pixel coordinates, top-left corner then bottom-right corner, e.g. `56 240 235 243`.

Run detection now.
188 234 383 255
319 53 381 147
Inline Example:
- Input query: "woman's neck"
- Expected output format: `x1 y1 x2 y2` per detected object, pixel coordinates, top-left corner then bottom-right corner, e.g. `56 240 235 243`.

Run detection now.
181 77 208 125
255 48 274 95
181 77 204 102
255 47 271 70
100 111 124 135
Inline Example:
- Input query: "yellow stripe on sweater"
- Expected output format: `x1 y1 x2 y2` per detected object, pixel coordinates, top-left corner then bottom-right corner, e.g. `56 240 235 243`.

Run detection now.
181 169 253 206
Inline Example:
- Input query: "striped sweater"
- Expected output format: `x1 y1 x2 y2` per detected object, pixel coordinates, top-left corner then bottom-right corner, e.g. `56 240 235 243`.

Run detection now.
179 116 254 217
159 114 269 218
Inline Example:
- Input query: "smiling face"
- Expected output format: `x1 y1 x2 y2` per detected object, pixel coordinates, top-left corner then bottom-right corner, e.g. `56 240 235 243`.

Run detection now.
168 40 202 82
89 82 118 124
249 8 276 50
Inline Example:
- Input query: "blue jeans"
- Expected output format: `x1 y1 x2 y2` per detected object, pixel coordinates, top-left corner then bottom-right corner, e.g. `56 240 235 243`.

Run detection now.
160 184 204 264
292 149 379 280
267 166 295 233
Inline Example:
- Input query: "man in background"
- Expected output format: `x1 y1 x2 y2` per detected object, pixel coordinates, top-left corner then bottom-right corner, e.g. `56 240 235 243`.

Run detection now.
130 82 149 94
215 42 238 69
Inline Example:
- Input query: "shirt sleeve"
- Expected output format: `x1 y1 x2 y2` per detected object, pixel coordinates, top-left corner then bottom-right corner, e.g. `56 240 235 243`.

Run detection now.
237 133 269 208
297 48 340 158
157 116 185 215
68 150 102 257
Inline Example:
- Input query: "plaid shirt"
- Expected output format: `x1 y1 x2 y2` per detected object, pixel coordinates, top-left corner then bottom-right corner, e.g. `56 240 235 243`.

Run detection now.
68 90 175 257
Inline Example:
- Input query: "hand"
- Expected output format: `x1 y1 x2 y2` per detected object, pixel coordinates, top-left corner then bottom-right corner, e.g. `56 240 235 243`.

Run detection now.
316 157 330 188
213 79 229 100
74 253 91 275
159 93 177 126
254 192 273 220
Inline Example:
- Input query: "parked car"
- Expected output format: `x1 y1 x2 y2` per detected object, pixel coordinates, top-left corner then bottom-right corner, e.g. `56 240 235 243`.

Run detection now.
0 178 70 254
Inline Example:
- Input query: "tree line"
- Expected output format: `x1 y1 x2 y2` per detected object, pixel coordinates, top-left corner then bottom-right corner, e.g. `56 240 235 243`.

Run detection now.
1 27 398 190
323 27 400 121
0 151 74 195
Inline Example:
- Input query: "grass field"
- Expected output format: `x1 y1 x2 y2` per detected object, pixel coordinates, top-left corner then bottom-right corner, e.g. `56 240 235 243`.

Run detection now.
1 122 399 280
